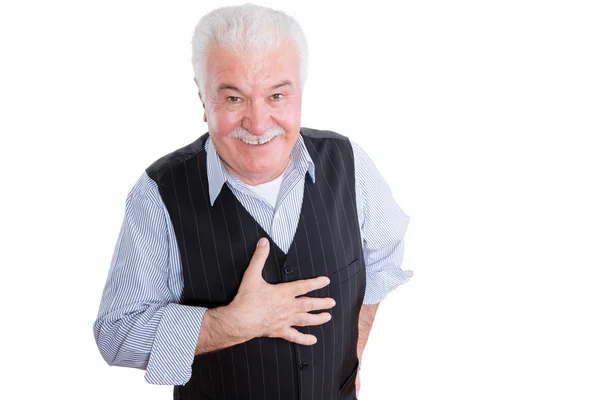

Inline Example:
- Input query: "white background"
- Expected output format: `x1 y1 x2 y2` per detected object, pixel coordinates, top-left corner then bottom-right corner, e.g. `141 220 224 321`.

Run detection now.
1 0 599 399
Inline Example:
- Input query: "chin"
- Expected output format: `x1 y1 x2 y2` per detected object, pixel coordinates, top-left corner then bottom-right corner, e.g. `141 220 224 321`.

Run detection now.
241 159 284 177
235 134 287 160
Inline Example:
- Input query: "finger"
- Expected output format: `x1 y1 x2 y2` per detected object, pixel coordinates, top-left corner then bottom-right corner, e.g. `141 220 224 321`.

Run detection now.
244 237 270 282
281 327 318 346
287 275 331 297
295 296 336 313
291 312 332 327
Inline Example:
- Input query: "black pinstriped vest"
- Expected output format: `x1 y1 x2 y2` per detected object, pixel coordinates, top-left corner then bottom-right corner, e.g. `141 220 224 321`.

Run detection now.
146 128 366 400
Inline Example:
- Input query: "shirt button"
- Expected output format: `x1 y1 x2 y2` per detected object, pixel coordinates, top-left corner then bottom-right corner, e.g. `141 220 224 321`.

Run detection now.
284 265 293 275
300 362 310 372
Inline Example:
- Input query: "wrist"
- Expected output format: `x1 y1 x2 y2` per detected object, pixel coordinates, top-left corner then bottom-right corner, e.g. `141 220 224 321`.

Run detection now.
219 303 252 342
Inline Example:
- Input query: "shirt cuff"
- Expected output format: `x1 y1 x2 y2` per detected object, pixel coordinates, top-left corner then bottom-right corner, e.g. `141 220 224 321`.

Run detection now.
362 269 413 304
144 303 206 385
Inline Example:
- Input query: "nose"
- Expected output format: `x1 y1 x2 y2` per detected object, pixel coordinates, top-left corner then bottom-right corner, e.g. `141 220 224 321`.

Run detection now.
241 100 273 135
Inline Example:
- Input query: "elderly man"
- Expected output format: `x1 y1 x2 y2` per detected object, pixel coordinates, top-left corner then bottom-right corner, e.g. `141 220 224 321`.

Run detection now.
94 4 411 400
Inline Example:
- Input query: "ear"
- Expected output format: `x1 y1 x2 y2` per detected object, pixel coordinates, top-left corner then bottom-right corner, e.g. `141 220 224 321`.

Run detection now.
194 77 208 122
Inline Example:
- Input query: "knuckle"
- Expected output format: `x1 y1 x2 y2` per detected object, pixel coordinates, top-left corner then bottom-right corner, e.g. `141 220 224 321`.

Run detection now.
253 249 266 259
276 310 287 322
287 328 299 343
315 299 328 311
303 282 312 293
302 300 312 313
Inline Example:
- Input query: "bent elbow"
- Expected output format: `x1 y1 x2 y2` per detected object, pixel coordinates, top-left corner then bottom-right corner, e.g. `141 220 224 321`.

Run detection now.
93 317 150 369
93 318 119 366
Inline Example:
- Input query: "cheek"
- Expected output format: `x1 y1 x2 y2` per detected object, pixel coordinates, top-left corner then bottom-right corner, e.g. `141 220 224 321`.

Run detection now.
208 107 243 133
273 103 301 129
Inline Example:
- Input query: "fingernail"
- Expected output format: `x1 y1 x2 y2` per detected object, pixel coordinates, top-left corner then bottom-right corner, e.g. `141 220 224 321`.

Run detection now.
324 277 330 285
258 238 267 247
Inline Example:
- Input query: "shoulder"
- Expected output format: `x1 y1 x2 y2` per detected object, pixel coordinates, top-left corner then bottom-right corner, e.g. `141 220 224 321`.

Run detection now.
145 133 209 180
300 126 349 141
126 171 164 210
300 127 354 159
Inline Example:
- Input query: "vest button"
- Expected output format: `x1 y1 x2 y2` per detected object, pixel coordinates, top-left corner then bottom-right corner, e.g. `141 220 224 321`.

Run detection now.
284 265 293 275
300 362 310 371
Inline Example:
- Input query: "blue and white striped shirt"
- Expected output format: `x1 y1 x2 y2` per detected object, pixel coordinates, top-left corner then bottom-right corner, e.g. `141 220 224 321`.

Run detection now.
93 133 412 385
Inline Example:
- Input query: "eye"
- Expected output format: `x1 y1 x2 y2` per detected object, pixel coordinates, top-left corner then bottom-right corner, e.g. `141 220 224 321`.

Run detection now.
270 93 284 101
226 96 242 103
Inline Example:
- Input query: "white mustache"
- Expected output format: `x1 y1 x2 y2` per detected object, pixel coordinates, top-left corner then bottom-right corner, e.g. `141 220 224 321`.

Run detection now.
229 125 285 145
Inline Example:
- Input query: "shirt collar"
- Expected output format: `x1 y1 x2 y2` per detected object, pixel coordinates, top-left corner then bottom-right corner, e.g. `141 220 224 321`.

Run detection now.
205 132 316 206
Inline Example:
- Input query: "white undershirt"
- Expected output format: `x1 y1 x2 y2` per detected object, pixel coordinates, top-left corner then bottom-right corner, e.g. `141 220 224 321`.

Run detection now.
245 172 285 209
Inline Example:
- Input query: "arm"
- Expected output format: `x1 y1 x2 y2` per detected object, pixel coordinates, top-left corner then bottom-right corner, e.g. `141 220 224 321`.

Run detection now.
93 172 207 385
352 140 412 366
352 140 412 305
355 302 379 397
357 303 379 362
194 306 252 355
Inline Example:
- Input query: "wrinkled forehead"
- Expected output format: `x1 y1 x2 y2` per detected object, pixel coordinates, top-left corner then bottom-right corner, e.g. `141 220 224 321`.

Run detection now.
205 42 301 93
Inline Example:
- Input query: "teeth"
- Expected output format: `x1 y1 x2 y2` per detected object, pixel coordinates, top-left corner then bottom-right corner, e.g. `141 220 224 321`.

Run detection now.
229 126 285 145
240 135 276 145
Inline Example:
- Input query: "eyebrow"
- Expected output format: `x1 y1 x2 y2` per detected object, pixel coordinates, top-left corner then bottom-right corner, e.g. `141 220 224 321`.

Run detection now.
217 80 292 93
270 80 292 90
217 84 241 92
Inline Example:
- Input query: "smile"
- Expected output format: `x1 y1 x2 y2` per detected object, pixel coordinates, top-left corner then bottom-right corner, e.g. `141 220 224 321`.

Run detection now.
238 134 279 146
229 125 286 146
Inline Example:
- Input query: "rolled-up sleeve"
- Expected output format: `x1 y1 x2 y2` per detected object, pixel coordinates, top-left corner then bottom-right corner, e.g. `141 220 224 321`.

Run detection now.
352 142 413 304
93 172 206 385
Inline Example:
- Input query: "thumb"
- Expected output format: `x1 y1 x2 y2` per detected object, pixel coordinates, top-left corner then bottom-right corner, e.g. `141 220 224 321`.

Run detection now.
243 237 270 283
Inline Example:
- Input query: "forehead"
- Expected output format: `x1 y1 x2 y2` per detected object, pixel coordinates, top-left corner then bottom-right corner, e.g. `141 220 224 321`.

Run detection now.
206 42 300 90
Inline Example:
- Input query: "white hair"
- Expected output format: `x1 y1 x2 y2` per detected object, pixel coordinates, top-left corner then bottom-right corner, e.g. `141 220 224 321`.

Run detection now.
191 3 308 99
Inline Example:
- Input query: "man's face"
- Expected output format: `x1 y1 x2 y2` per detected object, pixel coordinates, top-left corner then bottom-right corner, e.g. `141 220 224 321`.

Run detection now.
199 42 303 185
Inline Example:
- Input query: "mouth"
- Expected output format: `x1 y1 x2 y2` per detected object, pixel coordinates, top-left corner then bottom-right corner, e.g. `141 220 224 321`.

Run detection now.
237 134 280 146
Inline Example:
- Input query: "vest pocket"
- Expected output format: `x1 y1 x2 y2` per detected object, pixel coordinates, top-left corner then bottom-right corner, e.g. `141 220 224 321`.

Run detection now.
338 359 360 399
329 258 360 286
